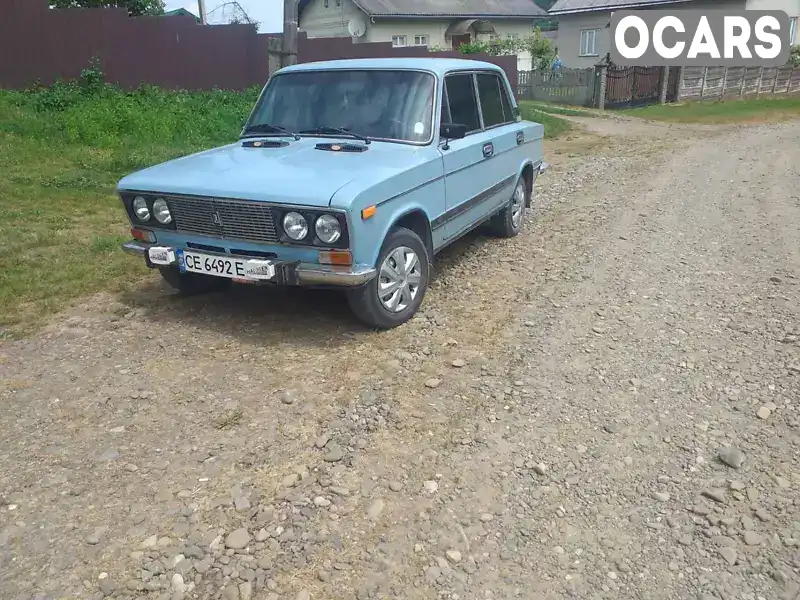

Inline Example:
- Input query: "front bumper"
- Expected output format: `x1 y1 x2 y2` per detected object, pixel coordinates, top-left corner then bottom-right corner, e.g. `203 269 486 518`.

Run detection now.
122 241 377 287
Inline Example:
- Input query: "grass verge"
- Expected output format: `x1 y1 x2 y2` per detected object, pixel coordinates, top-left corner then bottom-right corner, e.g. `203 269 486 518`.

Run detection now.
623 96 800 123
0 81 260 337
519 102 574 137
520 100 605 118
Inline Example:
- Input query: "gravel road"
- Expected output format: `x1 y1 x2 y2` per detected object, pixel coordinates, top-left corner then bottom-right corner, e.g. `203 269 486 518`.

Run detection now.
1 115 798 600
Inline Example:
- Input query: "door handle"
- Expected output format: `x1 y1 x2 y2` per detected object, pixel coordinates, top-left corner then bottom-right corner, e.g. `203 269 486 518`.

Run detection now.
482 142 494 158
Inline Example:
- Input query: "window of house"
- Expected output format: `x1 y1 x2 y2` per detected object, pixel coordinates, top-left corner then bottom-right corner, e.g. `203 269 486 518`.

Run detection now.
443 74 481 132
476 73 514 128
790 17 797 45
414 35 428 46
506 33 519 41
488 34 500 42
580 28 599 56
391 35 407 47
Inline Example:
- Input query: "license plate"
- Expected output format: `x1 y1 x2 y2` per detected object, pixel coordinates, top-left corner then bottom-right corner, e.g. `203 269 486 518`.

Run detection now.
177 250 275 281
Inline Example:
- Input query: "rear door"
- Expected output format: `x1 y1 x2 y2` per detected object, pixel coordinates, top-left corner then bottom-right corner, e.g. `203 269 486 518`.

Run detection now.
473 71 522 216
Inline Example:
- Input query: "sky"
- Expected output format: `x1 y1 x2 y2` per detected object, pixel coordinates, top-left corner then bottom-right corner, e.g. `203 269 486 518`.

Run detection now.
166 0 284 33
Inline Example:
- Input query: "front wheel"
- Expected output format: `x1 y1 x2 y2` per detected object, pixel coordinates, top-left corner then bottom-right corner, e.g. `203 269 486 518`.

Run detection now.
158 267 231 296
346 227 430 329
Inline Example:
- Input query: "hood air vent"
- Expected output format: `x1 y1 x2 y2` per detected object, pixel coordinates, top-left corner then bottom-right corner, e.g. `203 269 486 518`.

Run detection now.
242 139 290 148
315 142 368 153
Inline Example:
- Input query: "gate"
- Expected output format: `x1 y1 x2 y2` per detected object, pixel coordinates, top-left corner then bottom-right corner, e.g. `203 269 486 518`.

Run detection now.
604 66 662 108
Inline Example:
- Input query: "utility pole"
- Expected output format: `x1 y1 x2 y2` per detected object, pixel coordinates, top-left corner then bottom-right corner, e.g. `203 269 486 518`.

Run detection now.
198 0 208 24
282 0 298 67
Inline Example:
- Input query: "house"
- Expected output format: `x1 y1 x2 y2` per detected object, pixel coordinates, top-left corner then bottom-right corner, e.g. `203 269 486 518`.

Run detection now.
298 0 550 70
549 0 800 68
163 7 202 23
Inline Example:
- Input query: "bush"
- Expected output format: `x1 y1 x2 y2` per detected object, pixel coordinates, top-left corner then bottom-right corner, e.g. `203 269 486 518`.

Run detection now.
458 28 557 70
790 45 800 66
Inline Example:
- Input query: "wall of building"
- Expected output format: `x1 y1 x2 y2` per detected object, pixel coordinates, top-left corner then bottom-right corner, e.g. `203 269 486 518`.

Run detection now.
300 0 549 72
551 0 791 69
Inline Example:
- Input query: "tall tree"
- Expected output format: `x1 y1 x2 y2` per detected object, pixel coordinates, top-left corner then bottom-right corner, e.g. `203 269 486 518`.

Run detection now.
49 0 166 16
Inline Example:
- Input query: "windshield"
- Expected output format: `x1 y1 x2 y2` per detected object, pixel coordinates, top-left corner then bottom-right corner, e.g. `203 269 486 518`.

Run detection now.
245 69 436 143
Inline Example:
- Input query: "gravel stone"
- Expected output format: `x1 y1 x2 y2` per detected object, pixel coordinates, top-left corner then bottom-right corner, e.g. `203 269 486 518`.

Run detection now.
718 447 745 469
225 529 250 550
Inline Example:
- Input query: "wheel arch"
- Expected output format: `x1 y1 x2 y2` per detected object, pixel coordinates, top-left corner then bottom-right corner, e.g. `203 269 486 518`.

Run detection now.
367 206 434 266
519 161 535 208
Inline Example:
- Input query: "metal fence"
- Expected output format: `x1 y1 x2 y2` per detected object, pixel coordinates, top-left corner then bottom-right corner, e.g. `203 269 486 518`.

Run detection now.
517 68 596 107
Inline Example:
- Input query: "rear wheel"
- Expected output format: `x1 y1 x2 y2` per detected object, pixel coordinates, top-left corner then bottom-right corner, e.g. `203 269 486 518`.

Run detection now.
159 267 231 296
487 175 528 238
346 227 430 329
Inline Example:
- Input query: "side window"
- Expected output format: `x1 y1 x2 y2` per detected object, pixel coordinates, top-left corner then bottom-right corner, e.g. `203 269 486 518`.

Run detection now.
439 88 451 125
499 78 514 122
476 73 513 127
444 74 481 132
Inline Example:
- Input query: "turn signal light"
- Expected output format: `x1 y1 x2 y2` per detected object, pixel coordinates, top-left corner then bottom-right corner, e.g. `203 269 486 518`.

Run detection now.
131 228 155 243
318 250 353 266
361 205 376 220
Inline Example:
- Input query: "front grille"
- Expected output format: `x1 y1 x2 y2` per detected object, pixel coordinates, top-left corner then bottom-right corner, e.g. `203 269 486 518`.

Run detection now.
168 196 279 244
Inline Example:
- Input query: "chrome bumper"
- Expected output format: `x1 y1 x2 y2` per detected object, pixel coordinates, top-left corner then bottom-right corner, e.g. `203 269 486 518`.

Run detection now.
122 241 376 287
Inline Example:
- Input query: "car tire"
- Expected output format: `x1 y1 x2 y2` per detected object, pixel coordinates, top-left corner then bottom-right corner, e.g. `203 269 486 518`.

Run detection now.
346 227 430 329
158 267 231 296
487 175 528 238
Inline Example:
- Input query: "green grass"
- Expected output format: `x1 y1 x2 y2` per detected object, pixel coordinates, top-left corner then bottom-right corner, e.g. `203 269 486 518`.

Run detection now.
0 81 261 336
519 102 574 137
520 100 601 118
623 95 800 123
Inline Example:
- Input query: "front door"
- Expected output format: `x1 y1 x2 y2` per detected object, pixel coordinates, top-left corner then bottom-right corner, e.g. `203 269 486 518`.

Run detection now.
438 71 516 242
451 34 471 49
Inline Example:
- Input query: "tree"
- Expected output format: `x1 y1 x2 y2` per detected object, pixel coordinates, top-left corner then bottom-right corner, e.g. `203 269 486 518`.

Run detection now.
791 45 800 66
49 0 166 16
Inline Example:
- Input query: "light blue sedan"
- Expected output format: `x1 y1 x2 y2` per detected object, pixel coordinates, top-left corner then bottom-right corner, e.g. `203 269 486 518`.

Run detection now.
118 57 548 329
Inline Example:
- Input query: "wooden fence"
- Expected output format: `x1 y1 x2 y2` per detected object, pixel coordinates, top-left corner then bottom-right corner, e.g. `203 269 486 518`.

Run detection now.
517 68 596 106
679 65 800 100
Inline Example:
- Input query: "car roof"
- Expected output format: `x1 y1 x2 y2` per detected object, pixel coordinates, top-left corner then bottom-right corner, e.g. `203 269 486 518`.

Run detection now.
275 57 505 77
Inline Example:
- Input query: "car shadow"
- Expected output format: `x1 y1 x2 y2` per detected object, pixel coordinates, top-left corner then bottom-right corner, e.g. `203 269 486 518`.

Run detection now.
118 226 493 345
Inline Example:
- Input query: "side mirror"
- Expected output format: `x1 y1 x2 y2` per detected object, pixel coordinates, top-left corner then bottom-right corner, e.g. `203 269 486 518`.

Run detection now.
440 122 467 140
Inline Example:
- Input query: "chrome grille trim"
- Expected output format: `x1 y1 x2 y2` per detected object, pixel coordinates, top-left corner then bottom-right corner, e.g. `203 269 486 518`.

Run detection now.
167 196 279 244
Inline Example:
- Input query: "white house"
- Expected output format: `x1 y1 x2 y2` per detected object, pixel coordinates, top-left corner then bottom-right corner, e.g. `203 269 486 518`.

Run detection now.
298 0 551 70
549 0 800 69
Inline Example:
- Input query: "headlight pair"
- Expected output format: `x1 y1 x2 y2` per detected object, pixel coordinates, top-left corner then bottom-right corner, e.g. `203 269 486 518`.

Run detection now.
282 212 342 245
132 196 172 225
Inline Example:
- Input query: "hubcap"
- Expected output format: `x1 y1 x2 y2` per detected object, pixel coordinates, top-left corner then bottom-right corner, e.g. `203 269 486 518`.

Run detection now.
511 181 526 229
378 246 422 313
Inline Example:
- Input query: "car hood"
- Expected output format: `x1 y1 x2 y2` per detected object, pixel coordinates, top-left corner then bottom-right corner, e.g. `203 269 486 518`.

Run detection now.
116 138 424 207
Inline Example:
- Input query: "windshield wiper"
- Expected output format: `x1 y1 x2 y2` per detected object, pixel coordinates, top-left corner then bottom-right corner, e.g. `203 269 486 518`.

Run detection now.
298 126 371 144
241 123 300 140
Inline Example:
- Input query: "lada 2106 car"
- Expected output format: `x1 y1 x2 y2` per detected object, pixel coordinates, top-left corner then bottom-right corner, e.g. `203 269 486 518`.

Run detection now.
118 57 549 329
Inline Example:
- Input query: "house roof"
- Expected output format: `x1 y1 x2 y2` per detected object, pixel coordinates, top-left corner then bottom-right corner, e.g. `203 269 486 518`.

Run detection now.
163 7 201 19
549 0 691 15
300 0 548 19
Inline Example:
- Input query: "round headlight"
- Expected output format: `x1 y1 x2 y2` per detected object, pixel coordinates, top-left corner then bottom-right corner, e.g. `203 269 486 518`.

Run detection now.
132 196 150 221
283 212 308 241
153 198 172 225
315 214 341 244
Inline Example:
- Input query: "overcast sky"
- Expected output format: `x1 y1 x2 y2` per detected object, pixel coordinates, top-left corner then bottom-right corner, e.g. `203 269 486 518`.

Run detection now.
166 0 283 33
